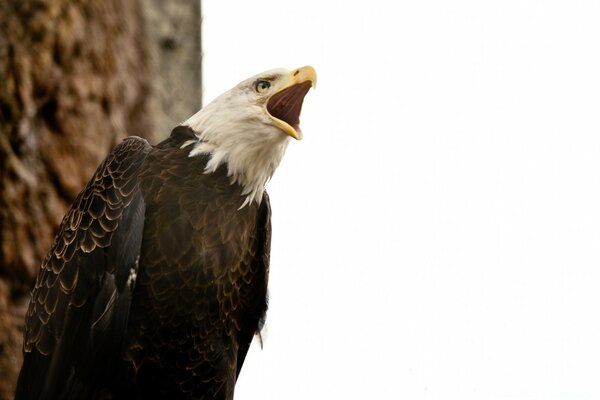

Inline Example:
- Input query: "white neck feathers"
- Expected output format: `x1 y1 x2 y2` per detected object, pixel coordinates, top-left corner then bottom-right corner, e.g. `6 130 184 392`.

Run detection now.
182 95 290 208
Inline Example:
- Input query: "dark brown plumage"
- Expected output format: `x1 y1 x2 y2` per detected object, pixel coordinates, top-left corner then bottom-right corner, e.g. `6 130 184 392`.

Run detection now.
15 66 315 400
15 127 270 399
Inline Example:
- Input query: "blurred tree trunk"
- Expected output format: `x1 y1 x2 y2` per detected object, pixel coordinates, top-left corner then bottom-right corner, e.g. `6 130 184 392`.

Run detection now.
142 0 203 137
0 1 155 396
0 0 200 397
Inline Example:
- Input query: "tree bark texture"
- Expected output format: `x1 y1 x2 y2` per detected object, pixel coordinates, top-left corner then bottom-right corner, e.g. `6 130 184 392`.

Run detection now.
0 1 156 397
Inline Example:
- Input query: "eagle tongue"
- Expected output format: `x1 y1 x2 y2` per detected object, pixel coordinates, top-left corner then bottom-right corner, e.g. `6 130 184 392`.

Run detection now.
267 81 312 128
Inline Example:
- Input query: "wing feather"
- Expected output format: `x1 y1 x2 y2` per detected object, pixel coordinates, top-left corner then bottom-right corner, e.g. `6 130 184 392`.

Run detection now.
235 192 272 378
15 136 152 400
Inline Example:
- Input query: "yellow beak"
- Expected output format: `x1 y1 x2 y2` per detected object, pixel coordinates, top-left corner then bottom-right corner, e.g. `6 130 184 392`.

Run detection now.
267 66 317 140
291 65 317 89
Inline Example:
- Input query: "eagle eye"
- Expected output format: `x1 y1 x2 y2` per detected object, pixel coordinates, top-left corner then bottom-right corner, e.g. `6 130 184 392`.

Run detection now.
255 80 271 93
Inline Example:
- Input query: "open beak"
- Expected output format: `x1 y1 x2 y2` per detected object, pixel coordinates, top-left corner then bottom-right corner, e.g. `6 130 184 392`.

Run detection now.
266 66 317 140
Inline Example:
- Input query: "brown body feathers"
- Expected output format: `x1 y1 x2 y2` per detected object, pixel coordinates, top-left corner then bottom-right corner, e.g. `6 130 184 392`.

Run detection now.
16 126 271 400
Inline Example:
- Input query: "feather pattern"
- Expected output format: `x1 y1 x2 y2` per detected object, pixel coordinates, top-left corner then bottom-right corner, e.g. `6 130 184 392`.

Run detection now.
14 61 317 398
17 137 151 399
16 128 271 400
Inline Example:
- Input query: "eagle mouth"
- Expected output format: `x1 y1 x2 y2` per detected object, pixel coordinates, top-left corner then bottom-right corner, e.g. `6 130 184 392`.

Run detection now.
267 81 312 135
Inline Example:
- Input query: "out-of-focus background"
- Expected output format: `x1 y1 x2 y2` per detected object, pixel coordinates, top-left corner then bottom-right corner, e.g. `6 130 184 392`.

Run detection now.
2 1 600 399
0 1 200 397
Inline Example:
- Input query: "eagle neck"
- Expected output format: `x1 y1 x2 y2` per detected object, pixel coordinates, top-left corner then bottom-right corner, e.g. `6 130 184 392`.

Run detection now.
180 114 289 208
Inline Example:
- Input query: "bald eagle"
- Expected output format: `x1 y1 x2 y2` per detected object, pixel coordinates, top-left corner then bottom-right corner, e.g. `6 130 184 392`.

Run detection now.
15 66 316 400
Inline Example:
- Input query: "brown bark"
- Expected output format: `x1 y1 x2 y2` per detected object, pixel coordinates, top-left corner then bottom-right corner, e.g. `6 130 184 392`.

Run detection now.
0 1 156 398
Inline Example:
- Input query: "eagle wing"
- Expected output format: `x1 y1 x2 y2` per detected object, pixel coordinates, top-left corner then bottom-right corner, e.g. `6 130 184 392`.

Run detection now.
16 136 152 400
236 192 272 378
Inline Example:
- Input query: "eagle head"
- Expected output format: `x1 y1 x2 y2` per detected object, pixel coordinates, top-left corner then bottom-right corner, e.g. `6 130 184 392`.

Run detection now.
184 66 316 207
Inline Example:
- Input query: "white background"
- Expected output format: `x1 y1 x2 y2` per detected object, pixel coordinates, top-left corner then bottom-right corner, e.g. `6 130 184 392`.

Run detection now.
202 1 600 399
